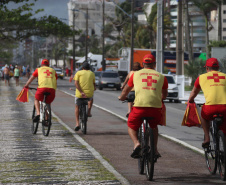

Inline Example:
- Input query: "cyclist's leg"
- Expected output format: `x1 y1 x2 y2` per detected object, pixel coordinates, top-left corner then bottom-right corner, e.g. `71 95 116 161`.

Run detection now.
128 127 140 149
201 116 210 144
75 104 80 127
153 127 159 154
34 99 40 115
87 97 93 117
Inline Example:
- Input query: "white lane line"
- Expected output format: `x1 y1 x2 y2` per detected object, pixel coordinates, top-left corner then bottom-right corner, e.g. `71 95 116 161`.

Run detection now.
60 90 205 156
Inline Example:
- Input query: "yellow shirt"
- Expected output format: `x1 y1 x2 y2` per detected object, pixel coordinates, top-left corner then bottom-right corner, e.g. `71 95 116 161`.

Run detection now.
133 69 165 108
73 70 95 98
37 67 57 90
199 71 226 105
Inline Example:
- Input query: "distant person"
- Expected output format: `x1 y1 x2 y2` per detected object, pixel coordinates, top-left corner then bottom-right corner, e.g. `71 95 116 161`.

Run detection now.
66 67 69 77
73 62 96 131
121 62 142 117
22 66 26 76
26 65 30 79
14 65 20 86
168 69 172 74
3 64 10 86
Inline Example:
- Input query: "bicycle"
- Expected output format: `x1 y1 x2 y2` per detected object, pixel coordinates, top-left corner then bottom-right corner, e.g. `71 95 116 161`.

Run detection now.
123 95 157 181
70 88 89 134
203 113 226 181
29 88 52 136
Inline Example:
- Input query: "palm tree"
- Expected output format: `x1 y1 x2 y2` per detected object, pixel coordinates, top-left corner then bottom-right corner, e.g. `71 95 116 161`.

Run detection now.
191 0 217 59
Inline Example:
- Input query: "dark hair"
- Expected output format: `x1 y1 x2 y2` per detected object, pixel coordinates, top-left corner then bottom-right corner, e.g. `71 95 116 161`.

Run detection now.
208 66 219 71
132 62 142 71
82 62 90 70
143 62 156 69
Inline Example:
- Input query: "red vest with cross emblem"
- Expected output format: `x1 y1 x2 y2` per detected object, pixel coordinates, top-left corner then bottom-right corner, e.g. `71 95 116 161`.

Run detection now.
133 68 164 108
199 71 226 105
38 66 57 90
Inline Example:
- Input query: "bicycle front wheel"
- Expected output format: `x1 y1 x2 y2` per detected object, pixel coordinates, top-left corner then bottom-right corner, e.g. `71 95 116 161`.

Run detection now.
218 130 226 181
145 128 155 181
138 126 145 174
204 126 217 174
80 104 87 134
42 104 52 136
31 105 39 134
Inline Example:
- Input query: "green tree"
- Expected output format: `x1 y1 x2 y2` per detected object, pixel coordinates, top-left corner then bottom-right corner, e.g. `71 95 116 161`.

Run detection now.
185 58 206 85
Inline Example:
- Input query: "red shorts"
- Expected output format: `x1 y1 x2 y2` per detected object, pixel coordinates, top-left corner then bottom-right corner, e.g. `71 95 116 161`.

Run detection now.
202 104 226 133
128 107 162 131
35 88 56 104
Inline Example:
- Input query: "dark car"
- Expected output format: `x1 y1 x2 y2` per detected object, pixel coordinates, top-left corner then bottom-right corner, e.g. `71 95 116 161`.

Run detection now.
98 71 121 90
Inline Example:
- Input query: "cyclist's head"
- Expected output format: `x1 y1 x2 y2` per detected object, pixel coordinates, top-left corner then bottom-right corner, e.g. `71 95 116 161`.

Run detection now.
41 59 49 66
133 62 142 71
82 62 90 70
204 58 219 71
143 54 156 69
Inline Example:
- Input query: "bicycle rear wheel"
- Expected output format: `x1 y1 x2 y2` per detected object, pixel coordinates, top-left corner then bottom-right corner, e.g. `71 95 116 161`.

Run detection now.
145 128 155 181
204 125 217 174
80 104 87 134
31 105 39 134
218 130 226 181
42 104 52 136
138 126 145 174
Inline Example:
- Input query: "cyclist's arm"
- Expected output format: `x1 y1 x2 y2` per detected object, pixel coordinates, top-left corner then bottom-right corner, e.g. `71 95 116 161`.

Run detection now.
24 75 36 88
188 77 201 103
75 80 87 98
118 84 133 101
162 89 168 100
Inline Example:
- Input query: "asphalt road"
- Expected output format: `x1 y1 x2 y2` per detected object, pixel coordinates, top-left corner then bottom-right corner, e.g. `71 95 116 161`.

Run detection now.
48 78 225 184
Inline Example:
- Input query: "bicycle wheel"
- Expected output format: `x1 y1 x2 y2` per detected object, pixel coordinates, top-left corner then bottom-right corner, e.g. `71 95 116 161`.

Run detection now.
42 104 52 136
218 130 226 181
138 126 145 174
80 104 87 134
31 105 39 134
145 128 155 181
204 125 217 174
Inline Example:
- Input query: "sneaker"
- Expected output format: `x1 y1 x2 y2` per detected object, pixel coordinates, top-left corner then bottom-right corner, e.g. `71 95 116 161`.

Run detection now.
74 126 80 131
33 115 40 122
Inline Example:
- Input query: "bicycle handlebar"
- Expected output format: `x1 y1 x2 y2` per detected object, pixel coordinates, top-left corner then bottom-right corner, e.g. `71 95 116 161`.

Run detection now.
28 87 37 90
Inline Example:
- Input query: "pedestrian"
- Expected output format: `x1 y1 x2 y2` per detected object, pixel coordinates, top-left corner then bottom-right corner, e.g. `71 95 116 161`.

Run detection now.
188 58 226 148
118 54 168 158
22 65 26 76
3 64 10 86
14 65 20 86
26 65 30 79
66 67 69 77
121 62 142 117
73 62 96 131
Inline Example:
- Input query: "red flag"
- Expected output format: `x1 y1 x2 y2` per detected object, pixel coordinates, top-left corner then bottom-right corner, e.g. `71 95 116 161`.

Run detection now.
182 102 201 127
16 88 29 103
159 102 166 126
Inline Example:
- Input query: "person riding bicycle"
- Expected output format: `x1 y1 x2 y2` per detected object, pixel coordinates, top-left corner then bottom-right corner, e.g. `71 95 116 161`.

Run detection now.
188 58 226 148
24 59 58 122
118 54 168 158
73 62 96 131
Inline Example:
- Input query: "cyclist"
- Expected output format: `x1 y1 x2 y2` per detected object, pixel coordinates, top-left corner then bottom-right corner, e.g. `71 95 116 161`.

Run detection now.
121 62 142 117
188 58 226 148
73 62 95 131
118 54 168 158
24 59 58 122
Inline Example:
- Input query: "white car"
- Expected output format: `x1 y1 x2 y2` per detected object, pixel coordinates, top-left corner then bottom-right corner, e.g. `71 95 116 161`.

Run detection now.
164 74 180 103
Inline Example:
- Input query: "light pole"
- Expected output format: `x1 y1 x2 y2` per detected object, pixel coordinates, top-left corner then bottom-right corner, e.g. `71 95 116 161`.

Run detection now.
72 11 76 72
102 0 106 71
130 0 134 71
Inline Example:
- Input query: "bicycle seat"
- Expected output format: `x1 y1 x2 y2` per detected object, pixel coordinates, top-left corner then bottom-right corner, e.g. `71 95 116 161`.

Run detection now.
212 114 223 125
142 117 154 121
43 92 50 96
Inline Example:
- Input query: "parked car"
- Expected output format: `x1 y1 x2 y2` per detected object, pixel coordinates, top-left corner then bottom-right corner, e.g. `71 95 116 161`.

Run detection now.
53 68 64 79
94 71 101 86
165 74 180 103
98 71 121 90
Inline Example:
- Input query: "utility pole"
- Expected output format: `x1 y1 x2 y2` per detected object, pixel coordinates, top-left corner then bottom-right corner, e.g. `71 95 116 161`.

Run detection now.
176 0 184 75
85 8 88 62
72 11 76 71
102 0 106 71
130 0 134 71
156 0 164 73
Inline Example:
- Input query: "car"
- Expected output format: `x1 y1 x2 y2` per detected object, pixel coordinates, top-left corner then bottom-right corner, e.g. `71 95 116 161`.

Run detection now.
165 74 180 103
98 71 121 90
54 68 64 79
94 71 101 86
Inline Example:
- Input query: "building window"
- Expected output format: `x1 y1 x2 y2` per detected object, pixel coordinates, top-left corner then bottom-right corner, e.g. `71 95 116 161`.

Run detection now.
223 19 226 23
224 10 226 14
223 28 226 31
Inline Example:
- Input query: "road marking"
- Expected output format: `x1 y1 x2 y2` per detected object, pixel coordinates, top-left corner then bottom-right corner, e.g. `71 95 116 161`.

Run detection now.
60 90 205 156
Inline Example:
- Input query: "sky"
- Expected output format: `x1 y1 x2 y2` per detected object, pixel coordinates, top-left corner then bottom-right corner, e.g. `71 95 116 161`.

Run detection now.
7 0 70 24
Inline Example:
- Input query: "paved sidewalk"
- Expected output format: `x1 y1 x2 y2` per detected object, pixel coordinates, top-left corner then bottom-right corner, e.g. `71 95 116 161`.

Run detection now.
180 91 205 104
0 79 127 185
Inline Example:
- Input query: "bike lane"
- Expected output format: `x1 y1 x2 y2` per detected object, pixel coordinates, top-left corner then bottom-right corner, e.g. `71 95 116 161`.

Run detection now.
52 89 225 184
